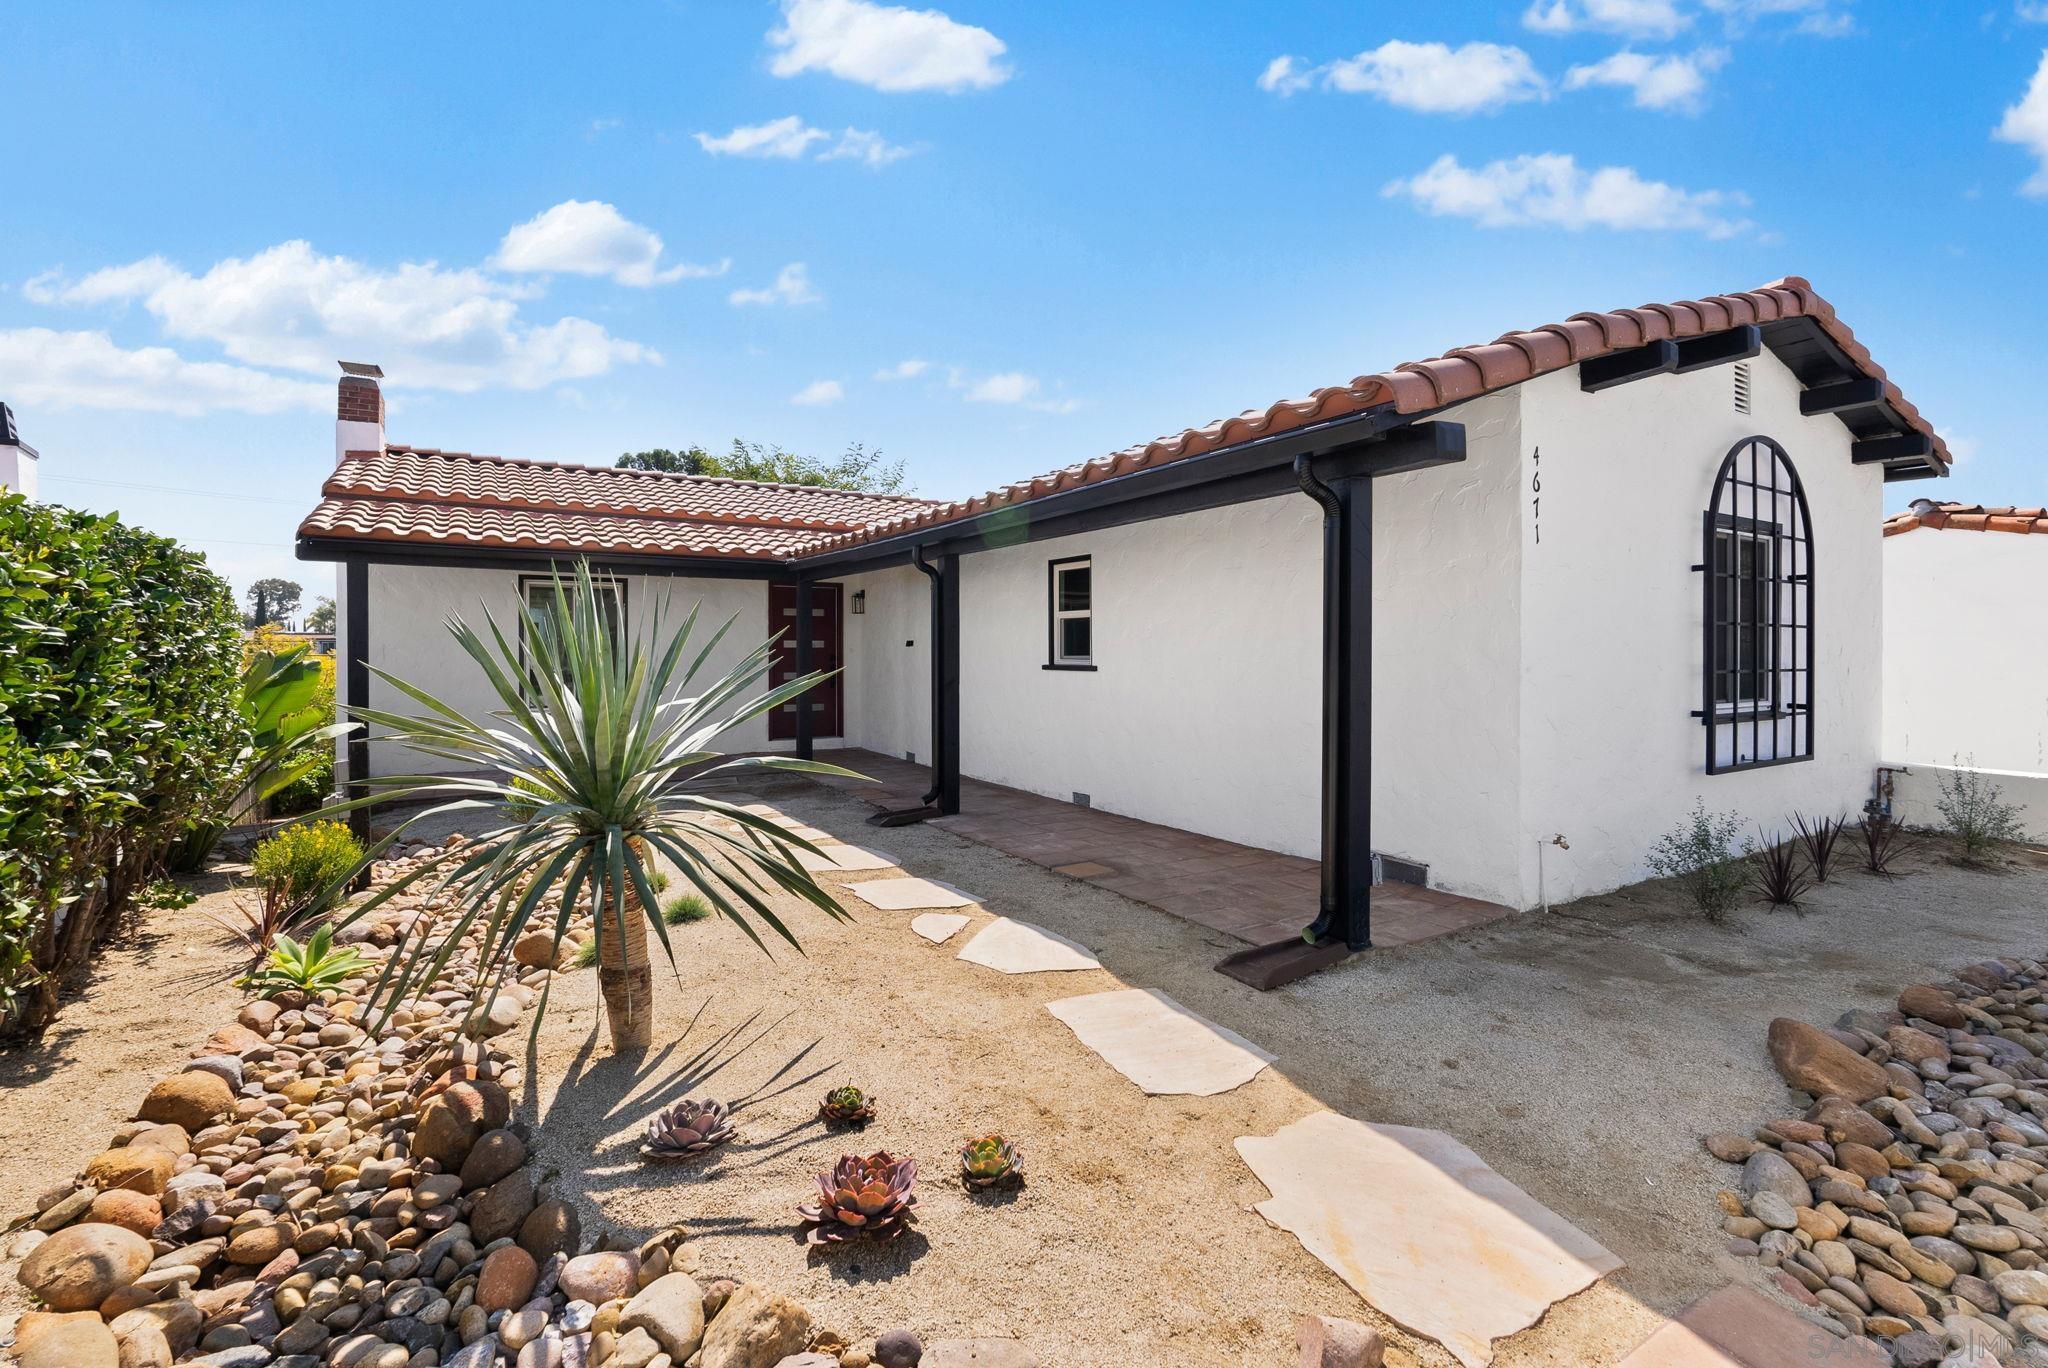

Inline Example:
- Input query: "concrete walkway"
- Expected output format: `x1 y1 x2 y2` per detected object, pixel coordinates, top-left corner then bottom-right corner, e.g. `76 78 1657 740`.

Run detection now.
813 748 1511 948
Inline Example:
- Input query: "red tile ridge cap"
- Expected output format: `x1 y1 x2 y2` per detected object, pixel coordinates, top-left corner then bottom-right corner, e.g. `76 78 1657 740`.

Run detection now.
799 275 1951 559
1885 500 2048 537
370 445 939 505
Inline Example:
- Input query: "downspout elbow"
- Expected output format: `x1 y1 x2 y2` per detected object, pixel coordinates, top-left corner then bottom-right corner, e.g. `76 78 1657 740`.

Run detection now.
1295 452 1342 519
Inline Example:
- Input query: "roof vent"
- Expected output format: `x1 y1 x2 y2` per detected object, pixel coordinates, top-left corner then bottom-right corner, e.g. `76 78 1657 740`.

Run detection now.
1732 362 1752 415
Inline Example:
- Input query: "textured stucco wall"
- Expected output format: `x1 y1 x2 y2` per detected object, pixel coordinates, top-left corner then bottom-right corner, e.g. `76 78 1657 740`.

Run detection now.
1885 531 2048 774
359 565 815 776
1513 350 1886 907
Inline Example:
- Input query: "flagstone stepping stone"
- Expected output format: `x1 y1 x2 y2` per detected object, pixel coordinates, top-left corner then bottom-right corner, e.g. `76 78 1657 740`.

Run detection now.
1614 1284 1887 1367
1236 1112 1623 1368
845 877 982 911
911 913 971 944
1045 988 1273 1096
956 918 1099 974
795 844 900 873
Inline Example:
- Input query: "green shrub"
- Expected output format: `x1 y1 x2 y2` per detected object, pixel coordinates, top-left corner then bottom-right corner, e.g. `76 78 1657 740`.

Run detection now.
1646 799 1752 923
0 494 243 1034
663 892 712 925
1936 757 2026 865
249 820 362 926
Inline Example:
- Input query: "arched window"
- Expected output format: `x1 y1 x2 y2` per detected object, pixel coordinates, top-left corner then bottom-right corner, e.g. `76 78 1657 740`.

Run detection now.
1697 436 1813 774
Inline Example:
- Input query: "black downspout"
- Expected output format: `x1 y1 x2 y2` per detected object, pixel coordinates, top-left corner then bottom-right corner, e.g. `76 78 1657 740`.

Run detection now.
912 547 944 808
1294 453 1372 951
869 545 960 824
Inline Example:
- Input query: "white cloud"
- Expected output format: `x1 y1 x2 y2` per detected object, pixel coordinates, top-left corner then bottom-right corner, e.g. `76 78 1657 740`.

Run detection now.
1524 0 1691 38
696 115 830 159
790 378 846 405
1997 49 2048 195
1564 47 1727 112
1941 432 1979 465
1269 41 1547 114
2024 3 2048 22
0 327 329 416
494 200 726 287
874 358 929 379
965 371 1038 403
1257 55 1315 95
1998 50 2048 196
819 128 917 167
697 116 916 168
767 0 1009 93
1384 152 1755 238
1702 0 1852 36
30 239 659 391
957 369 1078 413
729 262 822 307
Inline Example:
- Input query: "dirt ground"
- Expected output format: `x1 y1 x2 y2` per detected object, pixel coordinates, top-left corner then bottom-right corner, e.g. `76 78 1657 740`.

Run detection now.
0 853 262 1324
5 794 2044 1367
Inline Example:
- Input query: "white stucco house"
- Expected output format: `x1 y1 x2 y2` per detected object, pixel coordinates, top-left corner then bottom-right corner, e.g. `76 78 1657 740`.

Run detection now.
1 402 40 499
297 276 1950 959
1882 502 2048 837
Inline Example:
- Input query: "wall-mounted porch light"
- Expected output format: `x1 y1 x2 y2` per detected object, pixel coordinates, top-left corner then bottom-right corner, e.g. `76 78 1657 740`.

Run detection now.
850 589 866 614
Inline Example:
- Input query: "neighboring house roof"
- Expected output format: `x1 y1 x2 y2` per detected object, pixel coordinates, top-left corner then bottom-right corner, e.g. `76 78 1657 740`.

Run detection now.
299 276 1948 565
1884 501 2048 537
298 446 935 561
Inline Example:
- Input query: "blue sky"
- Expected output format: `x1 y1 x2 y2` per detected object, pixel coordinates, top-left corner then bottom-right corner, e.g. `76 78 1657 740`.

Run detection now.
5 0 2047 610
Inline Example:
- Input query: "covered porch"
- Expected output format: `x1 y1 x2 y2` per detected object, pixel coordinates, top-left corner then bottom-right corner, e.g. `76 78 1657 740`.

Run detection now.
811 748 1512 952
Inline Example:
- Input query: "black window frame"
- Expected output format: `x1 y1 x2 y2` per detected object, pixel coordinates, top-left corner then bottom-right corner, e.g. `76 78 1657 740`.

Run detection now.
1697 435 1814 775
1044 555 1096 671
517 571 629 686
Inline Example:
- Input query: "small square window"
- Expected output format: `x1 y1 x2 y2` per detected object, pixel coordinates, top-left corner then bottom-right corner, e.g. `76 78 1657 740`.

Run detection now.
519 573 626 685
1048 556 1093 668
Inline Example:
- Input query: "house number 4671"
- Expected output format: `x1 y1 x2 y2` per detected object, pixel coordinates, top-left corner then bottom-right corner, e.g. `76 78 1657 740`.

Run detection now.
1530 446 1541 545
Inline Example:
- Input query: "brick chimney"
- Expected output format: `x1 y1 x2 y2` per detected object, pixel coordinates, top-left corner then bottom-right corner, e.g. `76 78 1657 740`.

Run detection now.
0 402 39 500
336 361 385 465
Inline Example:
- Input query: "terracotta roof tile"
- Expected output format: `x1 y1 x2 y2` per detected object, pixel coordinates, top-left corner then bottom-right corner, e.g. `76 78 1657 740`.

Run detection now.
1886 502 2048 538
802 276 1952 557
297 447 933 560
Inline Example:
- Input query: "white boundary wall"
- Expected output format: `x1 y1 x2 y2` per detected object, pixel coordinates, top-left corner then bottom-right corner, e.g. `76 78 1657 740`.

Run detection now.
1885 530 2048 775
1889 762 2048 843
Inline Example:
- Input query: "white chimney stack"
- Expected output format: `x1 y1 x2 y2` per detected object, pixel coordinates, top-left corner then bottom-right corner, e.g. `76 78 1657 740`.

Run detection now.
335 361 385 465
0 403 39 500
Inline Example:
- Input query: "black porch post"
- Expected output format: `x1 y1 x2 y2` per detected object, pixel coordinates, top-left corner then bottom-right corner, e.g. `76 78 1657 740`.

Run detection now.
793 576 815 761
342 556 373 848
932 552 961 815
1299 458 1372 951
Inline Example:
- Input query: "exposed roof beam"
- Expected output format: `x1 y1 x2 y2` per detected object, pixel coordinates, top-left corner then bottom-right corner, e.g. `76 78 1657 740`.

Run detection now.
1800 376 1886 417
1579 340 1678 393
1852 432 1934 465
1674 325 1761 374
1883 462 1944 483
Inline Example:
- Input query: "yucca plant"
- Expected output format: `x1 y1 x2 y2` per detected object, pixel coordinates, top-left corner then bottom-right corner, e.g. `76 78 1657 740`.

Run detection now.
1749 830 1812 909
1789 812 1843 883
325 561 861 1053
1860 812 1912 877
240 924 367 996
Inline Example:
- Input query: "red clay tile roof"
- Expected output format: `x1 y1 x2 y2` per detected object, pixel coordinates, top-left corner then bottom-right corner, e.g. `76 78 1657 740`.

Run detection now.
1884 501 2048 537
303 277 1948 565
298 446 934 560
801 275 1950 556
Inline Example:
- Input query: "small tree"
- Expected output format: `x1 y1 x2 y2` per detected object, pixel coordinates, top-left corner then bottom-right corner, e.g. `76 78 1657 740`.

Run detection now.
1935 756 2025 865
618 447 713 475
245 577 303 628
1645 799 1752 923
618 440 910 493
304 596 336 634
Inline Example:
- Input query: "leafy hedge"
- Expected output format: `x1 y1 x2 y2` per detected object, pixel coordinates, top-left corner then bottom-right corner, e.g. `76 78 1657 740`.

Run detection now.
0 493 244 1034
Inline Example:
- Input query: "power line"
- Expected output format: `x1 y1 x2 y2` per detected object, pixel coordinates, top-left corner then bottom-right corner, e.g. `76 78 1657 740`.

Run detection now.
42 474 306 506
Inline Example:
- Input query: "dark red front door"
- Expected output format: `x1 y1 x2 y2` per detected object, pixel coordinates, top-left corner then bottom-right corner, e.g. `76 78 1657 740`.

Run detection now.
768 582 843 741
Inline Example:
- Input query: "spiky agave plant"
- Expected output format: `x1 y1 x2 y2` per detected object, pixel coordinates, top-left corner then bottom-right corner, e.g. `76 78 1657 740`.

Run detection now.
640 1098 736 1163
959 1134 1024 1190
238 925 368 996
324 560 862 1053
797 1151 919 1245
